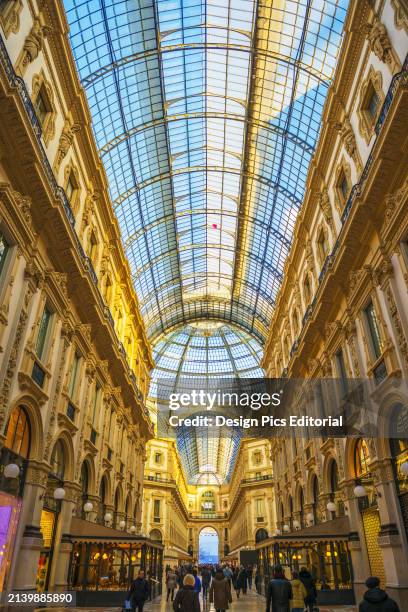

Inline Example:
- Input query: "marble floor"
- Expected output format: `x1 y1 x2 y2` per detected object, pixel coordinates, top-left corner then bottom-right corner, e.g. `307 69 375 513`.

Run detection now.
36 589 357 612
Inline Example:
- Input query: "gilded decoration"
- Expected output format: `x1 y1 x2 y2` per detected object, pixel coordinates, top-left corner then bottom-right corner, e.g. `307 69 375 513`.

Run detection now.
0 0 23 38
15 16 51 76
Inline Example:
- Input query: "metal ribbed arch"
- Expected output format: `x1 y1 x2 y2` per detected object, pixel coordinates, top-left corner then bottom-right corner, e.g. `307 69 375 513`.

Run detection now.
99 112 315 157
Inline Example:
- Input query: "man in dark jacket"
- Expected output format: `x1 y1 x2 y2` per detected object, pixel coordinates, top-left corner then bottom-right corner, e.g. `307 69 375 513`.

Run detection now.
236 565 248 598
266 565 292 612
127 570 150 611
299 567 317 612
359 577 400 611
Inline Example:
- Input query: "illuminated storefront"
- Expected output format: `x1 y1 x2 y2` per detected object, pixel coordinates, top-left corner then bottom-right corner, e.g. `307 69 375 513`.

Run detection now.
68 532 163 605
256 520 355 606
0 406 30 591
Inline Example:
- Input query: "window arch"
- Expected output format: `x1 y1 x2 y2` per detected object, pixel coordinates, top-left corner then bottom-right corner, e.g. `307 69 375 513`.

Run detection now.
50 440 65 480
4 406 30 458
201 490 215 512
150 529 163 542
255 528 269 543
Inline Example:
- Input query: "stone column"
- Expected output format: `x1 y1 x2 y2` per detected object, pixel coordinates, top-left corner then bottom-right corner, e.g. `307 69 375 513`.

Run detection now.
48 481 79 591
341 479 371 602
372 459 408 606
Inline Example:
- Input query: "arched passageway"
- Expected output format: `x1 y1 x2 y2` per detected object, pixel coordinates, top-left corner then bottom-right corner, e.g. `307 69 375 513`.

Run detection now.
199 527 219 564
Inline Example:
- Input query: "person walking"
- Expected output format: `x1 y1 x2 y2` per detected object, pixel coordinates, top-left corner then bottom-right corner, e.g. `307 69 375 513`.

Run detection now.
209 567 232 612
247 565 253 590
299 567 317 612
192 567 202 595
166 568 178 602
173 574 201 612
236 565 247 598
290 571 307 612
126 570 150 612
266 564 292 612
359 577 400 611
255 568 262 594
223 565 233 589
201 566 211 600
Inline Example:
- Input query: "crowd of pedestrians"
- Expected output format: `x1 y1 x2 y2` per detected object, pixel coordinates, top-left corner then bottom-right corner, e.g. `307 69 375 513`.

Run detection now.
163 562 256 611
125 563 402 611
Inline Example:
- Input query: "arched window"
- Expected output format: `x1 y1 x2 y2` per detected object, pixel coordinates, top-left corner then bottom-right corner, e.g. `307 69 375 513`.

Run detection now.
255 528 269 543
201 490 215 512
4 406 30 458
150 529 162 542
355 439 370 478
50 440 65 480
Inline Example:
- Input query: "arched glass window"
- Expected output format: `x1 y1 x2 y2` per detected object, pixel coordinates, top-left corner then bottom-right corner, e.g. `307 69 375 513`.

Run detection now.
355 439 370 478
4 406 30 458
50 440 65 480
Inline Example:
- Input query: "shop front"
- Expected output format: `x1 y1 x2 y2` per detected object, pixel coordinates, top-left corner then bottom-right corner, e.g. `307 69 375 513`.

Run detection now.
68 519 163 606
256 516 355 606
0 406 30 592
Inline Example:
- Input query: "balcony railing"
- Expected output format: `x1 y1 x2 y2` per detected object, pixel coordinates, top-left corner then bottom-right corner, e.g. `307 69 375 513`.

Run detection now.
0 33 148 415
145 475 176 484
189 512 227 519
241 475 273 484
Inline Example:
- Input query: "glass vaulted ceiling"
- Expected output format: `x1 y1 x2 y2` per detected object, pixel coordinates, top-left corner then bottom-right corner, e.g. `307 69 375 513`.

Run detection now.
64 0 348 344
64 0 349 482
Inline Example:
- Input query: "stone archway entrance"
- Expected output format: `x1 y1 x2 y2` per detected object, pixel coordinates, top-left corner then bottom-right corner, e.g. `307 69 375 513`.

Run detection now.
199 527 219 564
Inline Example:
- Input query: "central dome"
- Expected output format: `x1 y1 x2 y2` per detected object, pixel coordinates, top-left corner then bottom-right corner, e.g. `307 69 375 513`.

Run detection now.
150 321 264 384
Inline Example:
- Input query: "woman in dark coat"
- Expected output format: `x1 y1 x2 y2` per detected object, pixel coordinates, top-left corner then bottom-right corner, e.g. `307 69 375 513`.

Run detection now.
173 574 201 612
265 565 292 612
209 568 232 612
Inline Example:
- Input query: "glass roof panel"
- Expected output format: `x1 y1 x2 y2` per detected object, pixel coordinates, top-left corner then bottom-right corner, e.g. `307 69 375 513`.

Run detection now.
64 0 349 481
150 321 263 482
